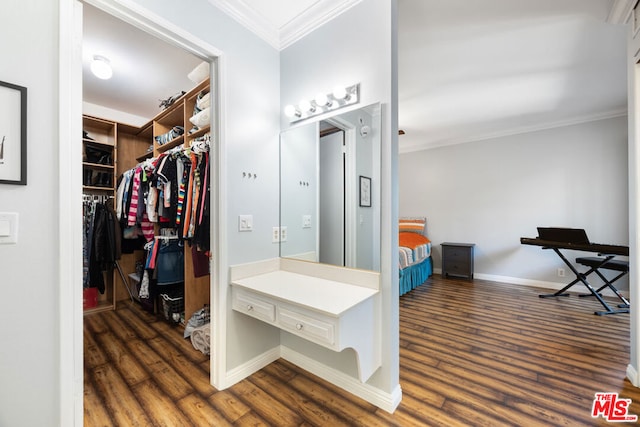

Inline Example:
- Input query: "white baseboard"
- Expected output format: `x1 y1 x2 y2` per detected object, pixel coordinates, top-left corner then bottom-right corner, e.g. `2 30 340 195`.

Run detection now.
627 364 639 387
433 268 629 299
224 346 280 388
280 346 402 413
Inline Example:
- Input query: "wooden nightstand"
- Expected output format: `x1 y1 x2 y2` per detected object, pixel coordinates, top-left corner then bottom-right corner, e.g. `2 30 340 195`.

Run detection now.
441 242 475 280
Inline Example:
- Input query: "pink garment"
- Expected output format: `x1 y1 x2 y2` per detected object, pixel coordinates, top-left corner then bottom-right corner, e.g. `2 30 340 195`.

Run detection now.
127 168 141 227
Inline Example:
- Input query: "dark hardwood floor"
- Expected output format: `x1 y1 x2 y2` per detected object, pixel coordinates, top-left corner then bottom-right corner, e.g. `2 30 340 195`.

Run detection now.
84 275 640 426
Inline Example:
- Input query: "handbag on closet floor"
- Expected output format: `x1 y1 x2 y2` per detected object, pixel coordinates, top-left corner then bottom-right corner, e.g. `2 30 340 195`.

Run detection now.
156 239 184 285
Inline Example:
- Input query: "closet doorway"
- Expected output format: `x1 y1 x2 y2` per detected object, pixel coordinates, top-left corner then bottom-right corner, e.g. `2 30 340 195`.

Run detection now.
66 0 223 422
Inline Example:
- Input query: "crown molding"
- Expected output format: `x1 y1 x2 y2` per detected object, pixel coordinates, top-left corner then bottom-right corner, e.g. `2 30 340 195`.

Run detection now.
209 0 361 50
399 108 628 153
607 0 637 24
208 0 280 49
280 0 362 49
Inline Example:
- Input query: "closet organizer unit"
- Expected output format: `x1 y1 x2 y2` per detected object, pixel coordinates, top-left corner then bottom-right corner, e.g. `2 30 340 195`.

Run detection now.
82 77 211 323
82 116 119 313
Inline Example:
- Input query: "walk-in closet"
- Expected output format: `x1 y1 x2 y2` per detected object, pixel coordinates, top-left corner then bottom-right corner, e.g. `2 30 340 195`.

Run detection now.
81 3 214 367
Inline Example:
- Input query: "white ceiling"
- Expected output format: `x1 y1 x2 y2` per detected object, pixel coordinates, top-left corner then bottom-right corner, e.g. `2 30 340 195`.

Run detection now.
83 0 628 152
398 0 628 152
83 3 204 121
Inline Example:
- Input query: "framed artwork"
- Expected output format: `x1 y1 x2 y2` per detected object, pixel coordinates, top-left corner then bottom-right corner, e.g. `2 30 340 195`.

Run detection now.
359 175 371 207
0 80 27 185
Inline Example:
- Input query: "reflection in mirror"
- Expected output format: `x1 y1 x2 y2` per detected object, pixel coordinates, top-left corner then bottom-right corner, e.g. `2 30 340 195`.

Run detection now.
280 103 381 272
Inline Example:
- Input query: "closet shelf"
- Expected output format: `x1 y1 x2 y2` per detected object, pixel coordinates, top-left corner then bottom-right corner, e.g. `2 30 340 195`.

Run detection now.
83 162 115 170
136 151 154 163
187 126 211 140
156 135 184 153
83 138 114 147
83 185 115 192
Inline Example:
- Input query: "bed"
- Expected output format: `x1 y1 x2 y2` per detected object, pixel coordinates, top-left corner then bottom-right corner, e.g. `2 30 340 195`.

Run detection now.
399 217 432 296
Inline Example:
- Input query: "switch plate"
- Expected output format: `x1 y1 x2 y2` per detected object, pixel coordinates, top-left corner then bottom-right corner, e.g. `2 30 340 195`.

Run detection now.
0 212 18 244
238 215 253 232
302 215 311 229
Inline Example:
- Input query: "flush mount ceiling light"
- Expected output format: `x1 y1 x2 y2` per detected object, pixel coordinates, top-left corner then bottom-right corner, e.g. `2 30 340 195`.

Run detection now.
90 55 113 80
285 83 360 122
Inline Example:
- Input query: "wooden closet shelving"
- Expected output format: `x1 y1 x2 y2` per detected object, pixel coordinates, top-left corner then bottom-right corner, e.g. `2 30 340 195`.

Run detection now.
149 77 211 323
82 76 212 324
82 116 118 314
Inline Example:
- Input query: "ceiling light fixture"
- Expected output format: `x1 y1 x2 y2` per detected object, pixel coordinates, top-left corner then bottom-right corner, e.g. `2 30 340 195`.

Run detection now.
91 55 113 80
285 83 360 122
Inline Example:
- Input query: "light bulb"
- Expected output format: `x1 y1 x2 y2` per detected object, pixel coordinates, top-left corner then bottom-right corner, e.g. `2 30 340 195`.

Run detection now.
299 99 314 113
315 92 329 107
91 55 113 80
284 104 300 118
332 86 348 100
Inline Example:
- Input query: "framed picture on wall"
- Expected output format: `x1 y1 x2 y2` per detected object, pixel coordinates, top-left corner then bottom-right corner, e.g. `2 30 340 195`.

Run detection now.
359 175 371 207
0 80 27 185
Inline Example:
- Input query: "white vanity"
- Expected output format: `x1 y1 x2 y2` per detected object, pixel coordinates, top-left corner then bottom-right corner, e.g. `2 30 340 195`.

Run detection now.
230 257 381 382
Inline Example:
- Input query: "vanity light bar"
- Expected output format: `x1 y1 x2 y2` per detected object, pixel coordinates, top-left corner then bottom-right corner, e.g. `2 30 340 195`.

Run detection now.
284 83 360 122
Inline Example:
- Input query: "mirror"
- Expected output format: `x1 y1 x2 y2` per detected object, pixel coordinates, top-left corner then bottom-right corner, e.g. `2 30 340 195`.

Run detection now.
280 103 381 271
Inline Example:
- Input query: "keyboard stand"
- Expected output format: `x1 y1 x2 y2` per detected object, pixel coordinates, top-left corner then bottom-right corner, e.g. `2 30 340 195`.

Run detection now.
537 250 628 315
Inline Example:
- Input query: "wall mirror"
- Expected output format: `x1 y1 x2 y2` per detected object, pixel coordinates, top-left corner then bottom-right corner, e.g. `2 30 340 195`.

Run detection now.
280 102 381 271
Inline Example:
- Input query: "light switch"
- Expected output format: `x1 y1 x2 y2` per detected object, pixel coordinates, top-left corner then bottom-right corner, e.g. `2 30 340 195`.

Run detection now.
238 215 253 232
0 212 18 244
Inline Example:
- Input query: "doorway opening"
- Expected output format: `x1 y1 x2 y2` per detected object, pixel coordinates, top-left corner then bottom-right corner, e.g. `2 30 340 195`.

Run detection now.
60 1 223 423
318 118 357 267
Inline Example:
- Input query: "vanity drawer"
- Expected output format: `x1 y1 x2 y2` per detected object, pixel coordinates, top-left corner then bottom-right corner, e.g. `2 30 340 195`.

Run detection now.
232 290 276 323
278 307 335 346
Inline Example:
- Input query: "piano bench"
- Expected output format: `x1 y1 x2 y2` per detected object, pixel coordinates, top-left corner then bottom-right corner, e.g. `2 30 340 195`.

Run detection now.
576 257 629 272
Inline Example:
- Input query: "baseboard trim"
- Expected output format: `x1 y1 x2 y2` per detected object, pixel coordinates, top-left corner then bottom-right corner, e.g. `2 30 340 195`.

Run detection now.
433 269 629 299
224 346 281 388
627 364 639 387
280 346 402 413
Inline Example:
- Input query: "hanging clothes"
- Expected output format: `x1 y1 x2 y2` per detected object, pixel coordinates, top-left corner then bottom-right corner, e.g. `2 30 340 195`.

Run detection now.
83 198 120 294
114 136 212 297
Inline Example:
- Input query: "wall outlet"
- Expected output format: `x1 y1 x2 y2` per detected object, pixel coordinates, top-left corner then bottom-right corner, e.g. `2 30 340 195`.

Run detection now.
557 268 565 277
238 215 253 231
302 215 311 229
272 226 287 242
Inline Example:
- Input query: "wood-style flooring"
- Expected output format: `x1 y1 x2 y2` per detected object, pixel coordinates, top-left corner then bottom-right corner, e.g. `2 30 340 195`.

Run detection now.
84 275 640 426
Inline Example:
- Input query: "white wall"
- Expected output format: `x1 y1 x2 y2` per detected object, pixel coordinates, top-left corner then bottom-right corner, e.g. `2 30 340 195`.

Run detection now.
399 116 629 289
1 0 283 424
127 0 283 372
280 123 319 259
627 12 640 387
0 1 60 425
280 0 398 397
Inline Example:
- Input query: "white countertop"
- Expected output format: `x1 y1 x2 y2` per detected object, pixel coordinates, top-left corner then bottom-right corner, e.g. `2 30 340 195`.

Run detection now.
232 270 378 317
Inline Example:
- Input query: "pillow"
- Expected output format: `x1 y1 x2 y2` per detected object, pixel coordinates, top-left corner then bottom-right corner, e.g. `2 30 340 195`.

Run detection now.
399 217 426 234
188 61 209 84
189 107 210 128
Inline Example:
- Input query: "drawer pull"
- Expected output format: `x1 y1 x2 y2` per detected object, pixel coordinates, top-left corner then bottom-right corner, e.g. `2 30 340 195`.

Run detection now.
247 304 253 311
296 323 304 330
